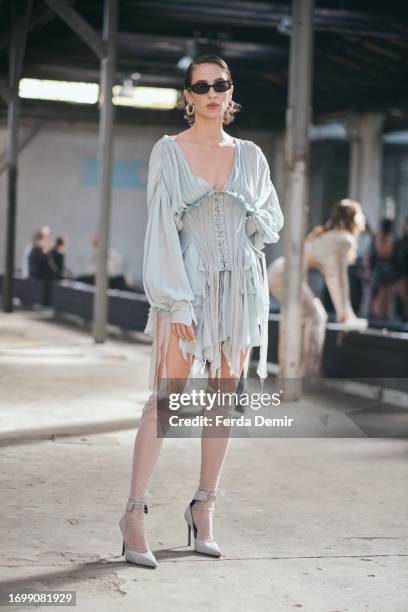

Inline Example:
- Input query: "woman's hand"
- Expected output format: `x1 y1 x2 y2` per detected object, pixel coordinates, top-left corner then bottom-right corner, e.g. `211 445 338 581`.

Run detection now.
172 321 197 343
337 314 368 331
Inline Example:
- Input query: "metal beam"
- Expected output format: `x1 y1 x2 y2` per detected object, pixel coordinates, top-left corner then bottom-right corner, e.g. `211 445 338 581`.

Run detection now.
92 0 118 342
0 0 77 53
280 0 315 397
15 0 34 84
3 0 33 313
0 0 33 103
0 120 46 175
42 0 103 59
131 1 408 40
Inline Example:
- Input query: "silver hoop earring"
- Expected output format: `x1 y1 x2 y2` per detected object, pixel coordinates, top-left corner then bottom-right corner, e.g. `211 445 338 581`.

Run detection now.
186 102 194 116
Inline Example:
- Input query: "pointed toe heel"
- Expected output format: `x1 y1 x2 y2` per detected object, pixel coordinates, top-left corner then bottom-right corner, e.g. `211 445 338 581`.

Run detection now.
119 498 158 568
184 488 223 558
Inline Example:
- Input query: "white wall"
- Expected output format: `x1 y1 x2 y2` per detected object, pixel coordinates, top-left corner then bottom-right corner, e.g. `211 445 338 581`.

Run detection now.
0 120 159 287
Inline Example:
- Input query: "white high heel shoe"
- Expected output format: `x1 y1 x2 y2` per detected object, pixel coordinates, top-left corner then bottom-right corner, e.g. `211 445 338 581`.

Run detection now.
184 488 223 557
118 497 158 568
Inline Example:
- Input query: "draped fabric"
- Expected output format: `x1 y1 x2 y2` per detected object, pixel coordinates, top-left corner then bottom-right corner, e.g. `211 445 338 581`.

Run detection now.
143 134 284 393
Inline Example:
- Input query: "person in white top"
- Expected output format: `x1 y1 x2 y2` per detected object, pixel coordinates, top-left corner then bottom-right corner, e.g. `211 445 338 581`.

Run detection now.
267 199 367 377
87 235 124 277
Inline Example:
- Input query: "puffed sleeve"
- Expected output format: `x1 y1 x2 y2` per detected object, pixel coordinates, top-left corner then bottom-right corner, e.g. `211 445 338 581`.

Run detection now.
143 137 197 327
245 143 284 250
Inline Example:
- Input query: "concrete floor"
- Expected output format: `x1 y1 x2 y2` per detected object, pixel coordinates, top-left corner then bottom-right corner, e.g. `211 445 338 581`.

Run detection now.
0 310 407 611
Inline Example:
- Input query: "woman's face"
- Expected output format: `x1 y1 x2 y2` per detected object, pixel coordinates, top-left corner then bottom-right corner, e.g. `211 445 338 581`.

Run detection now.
38 236 48 250
184 63 233 125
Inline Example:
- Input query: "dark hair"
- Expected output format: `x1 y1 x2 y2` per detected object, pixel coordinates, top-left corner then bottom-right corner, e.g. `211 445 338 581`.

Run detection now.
55 235 66 247
306 199 362 240
183 54 241 126
379 217 393 235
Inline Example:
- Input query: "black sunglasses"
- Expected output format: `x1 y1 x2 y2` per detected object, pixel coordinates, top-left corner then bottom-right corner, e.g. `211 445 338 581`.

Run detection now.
188 79 233 95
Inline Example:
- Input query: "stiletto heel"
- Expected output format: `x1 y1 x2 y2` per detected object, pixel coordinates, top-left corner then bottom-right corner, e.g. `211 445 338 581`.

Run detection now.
118 497 158 568
184 488 223 557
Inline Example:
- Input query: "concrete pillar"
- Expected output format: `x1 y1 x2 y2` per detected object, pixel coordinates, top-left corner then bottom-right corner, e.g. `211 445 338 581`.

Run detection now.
265 130 286 264
271 129 286 204
348 112 384 229
93 0 118 342
280 0 315 398
3 1 32 312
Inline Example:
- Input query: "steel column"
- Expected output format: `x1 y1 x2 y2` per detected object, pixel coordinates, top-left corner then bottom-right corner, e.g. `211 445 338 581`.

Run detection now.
92 0 118 342
3 0 32 313
280 0 315 397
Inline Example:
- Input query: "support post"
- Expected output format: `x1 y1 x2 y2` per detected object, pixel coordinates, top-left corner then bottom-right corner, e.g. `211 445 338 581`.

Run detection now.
280 0 315 398
92 0 118 343
3 0 33 313
348 112 384 229
42 0 103 59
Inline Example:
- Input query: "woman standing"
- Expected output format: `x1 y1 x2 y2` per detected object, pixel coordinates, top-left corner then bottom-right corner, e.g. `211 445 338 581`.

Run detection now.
396 218 408 321
119 55 284 567
28 228 52 280
369 218 399 320
47 235 69 279
268 199 367 378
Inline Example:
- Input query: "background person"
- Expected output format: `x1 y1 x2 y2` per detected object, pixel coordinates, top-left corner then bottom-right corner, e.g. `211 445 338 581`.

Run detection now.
77 235 132 290
22 225 50 279
47 235 72 280
369 217 399 320
28 228 52 281
267 199 367 378
395 217 408 322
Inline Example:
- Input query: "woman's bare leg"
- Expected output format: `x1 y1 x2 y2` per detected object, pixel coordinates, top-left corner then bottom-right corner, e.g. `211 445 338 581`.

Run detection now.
383 284 394 319
125 315 194 551
372 284 386 318
399 278 408 319
192 347 250 541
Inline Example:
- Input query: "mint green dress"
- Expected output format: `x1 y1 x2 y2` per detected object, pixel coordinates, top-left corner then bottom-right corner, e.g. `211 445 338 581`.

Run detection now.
143 134 284 392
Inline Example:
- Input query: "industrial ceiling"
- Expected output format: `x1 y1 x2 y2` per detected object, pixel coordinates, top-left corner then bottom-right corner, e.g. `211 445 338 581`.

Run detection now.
0 0 408 130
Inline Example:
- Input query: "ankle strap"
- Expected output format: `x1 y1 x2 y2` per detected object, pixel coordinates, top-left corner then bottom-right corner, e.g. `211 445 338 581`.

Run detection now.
193 488 224 502
126 497 148 513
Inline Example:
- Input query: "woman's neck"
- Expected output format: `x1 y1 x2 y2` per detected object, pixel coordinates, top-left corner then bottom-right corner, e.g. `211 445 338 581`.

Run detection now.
188 121 230 146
